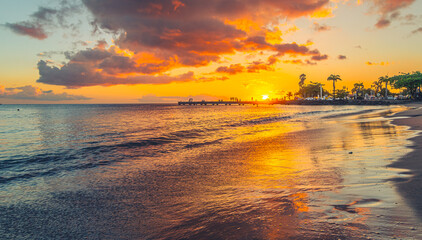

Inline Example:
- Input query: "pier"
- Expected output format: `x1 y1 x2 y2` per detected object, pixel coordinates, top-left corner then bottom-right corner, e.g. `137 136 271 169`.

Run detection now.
178 100 273 106
179 100 255 106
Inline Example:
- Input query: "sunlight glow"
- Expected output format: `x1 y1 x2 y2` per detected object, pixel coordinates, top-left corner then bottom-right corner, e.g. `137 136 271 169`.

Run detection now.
262 95 269 100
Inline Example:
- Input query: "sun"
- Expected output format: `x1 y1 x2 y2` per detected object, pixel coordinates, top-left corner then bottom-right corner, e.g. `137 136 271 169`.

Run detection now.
262 95 269 100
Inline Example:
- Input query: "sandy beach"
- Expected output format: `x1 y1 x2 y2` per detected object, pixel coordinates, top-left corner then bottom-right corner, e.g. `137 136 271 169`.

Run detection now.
390 103 422 220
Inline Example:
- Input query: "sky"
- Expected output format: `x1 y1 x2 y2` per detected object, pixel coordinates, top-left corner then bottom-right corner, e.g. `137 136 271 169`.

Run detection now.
0 0 421 103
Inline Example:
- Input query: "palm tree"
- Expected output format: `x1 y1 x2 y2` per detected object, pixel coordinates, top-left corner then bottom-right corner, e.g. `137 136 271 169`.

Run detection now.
378 75 390 99
327 74 342 99
287 91 293 100
371 80 382 97
378 75 389 98
299 74 306 88
352 82 364 99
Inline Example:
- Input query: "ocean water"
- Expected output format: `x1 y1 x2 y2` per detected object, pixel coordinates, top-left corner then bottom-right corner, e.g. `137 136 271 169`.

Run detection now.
0 104 421 239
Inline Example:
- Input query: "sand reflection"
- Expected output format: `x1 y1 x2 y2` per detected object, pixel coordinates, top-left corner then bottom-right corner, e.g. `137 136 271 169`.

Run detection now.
134 111 420 239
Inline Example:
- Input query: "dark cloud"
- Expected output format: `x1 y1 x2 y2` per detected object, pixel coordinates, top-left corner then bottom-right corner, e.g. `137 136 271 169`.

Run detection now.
37 51 66 58
216 54 279 75
411 27 422 34
31 7 58 21
66 47 176 75
375 18 391 28
403 14 418 24
273 43 321 57
282 59 316 65
28 0 330 87
83 0 330 21
398 14 422 27
3 1 82 39
338 55 347 60
267 55 279 65
283 59 305 65
313 22 331 32
0 85 90 101
215 62 268 75
247 61 273 73
304 60 316 65
98 56 137 74
96 40 108 49
368 0 416 28
369 0 415 14
197 76 229 82
3 22 47 40
39 28 324 86
311 54 328 61
65 48 112 62
72 40 90 47
36 60 195 88
82 0 329 64
216 64 245 75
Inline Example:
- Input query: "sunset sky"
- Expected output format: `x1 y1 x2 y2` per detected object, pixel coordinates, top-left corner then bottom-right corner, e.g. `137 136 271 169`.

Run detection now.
1 0 421 103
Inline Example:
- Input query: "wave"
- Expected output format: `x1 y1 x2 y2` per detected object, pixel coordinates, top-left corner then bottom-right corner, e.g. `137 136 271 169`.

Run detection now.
0 129 220 184
321 109 381 119
183 138 228 149
0 106 372 185
226 109 350 127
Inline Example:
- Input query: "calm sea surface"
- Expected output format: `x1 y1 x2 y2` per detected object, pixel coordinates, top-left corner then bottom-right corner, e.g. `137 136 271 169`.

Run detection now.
0 104 421 239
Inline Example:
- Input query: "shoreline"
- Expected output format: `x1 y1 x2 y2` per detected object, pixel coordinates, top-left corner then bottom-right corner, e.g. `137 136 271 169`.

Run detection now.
178 99 417 106
1 100 419 106
389 103 422 220
283 99 415 106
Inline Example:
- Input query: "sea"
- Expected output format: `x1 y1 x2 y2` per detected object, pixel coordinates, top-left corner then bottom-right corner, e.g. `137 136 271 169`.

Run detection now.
0 104 421 239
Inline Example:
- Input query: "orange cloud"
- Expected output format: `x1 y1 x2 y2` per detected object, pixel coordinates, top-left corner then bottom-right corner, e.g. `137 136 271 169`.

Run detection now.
366 61 390 66
224 19 260 33
30 0 332 88
247 61 274 73
265 27 283 44
215 54 279 75
283 59 316 65
310 7 334 18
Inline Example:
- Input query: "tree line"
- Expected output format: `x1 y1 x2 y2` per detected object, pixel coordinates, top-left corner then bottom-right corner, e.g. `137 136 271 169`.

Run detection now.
295 71 422 100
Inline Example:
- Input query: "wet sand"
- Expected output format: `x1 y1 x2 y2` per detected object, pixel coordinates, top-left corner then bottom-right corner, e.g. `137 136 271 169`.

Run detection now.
389 103 422 220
